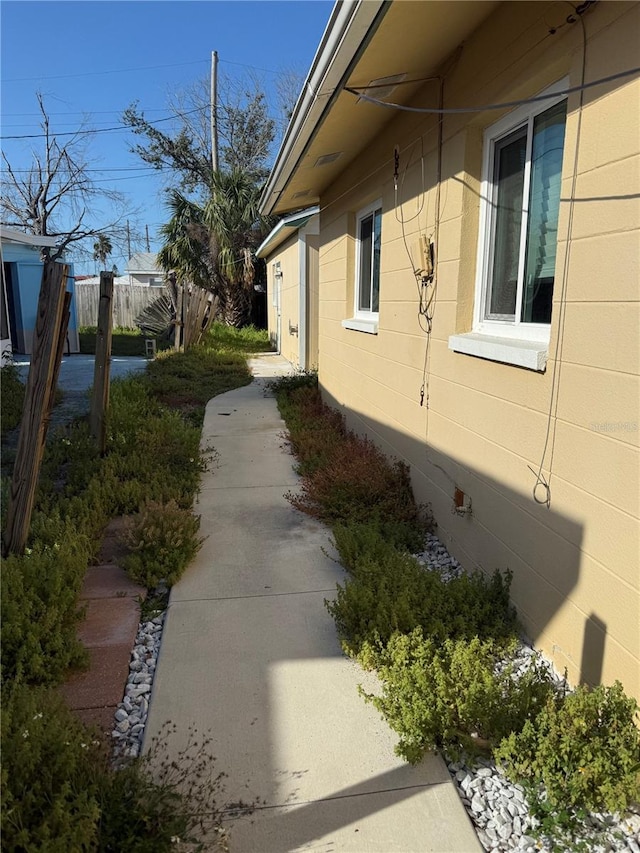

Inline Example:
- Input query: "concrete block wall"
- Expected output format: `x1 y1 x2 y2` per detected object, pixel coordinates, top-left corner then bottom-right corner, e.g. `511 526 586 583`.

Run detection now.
316 1 640 698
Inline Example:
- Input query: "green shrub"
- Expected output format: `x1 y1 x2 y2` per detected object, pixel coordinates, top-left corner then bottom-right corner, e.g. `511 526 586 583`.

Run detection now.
1 687 230 852
496 681 640 818
288 435 422 534
98 723 230 852
333 518 432 569
1 527 89 685
326 525 517 660
1 682 103 851
1 362 25 437
362 630 555 763
270 369 319 398
121 500 204 589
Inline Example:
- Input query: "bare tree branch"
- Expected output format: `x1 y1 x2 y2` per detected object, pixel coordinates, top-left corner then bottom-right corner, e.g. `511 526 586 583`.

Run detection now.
122 70 276 195
1 92 137 261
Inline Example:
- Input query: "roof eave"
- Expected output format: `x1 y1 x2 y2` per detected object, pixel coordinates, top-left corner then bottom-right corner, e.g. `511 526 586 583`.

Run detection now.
259 0 389 217
256 206 320 259
0 226 59 248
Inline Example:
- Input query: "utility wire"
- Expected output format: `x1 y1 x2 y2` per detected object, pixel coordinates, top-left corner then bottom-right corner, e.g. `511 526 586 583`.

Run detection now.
345 66 640 114
1 166 159 174
3 59 208 83
3 56 286 85
0 106 208 141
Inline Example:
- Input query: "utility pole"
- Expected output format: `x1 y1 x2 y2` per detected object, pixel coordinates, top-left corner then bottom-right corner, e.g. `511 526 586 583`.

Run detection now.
145 224 150 253
126 220 131 260
211 50 218 173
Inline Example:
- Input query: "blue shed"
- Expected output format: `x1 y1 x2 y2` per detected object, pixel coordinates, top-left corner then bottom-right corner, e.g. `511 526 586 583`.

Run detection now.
0 227 80 358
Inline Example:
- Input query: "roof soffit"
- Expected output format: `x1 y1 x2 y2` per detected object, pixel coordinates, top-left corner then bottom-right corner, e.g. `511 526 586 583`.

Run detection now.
270 0 499 216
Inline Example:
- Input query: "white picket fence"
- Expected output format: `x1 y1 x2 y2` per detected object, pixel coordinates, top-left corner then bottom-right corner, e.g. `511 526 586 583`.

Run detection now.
75 282 163 328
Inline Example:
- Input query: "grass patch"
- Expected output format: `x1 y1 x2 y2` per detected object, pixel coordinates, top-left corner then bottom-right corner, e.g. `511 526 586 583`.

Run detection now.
144 344 251 427
79 326 173 356
1 362 25 438
205 321 272 354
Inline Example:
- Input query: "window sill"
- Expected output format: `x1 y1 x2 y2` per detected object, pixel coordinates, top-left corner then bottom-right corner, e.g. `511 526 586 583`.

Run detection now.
448 332 548 371
342 316 379 335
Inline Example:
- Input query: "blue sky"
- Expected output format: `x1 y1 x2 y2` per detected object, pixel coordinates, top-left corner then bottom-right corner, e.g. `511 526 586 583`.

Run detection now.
0 0 333 273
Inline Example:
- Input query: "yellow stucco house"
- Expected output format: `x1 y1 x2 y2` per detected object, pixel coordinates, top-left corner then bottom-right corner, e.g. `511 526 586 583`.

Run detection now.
256 207 320 368
260 0 640 702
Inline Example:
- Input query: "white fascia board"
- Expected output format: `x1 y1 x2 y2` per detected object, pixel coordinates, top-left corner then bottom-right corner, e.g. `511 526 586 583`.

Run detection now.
0 226 59 248
256 207 320 259
259 0 388 217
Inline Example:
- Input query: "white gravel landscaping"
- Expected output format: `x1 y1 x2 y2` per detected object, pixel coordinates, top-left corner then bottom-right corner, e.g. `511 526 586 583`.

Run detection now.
111 611 164 761
110 532 640 852
416 532 640 853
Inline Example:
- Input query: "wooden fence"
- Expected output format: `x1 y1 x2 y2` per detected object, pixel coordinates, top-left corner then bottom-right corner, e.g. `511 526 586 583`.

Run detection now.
75 282 163 328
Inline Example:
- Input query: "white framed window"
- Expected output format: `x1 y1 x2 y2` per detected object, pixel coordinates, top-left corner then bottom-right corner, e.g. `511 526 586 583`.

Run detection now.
342 199 382 334
450 80 568 370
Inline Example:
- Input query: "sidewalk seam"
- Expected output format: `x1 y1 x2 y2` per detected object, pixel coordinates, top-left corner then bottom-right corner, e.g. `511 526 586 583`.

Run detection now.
221 779 453 815
168 588 336 604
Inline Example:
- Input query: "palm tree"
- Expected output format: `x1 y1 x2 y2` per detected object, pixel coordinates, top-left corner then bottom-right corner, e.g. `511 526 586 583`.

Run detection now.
157 170 270 327
92 234 113 269
157 191 210 290
205 169 271 326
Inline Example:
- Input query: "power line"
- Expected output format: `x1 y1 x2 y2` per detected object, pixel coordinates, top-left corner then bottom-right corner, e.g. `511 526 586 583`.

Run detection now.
0 105 208 141
345 66 640 114
1 118 174 129
220 58 282 76
3 59 208 84
3 55 287 86
2 108 169 117
2 166 159 174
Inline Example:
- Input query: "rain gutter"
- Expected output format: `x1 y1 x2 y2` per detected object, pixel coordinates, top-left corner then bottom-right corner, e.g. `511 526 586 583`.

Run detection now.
259 0 390 217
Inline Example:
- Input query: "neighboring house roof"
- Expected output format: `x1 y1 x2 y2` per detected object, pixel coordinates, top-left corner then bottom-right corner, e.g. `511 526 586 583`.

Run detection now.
126 252 161 274
75 275 129 286
256 206 320 259
260 0 499 217
0 226 58 248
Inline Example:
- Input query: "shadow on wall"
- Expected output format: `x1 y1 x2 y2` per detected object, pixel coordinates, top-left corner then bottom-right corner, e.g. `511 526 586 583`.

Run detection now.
581 613 607 687
321 392 617 693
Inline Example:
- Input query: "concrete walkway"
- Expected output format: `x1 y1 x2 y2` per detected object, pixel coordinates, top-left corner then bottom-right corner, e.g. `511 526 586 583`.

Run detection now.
145 353 481 853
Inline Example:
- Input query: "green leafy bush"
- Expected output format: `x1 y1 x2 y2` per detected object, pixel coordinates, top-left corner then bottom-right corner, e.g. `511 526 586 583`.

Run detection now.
363 630 555 763
98 723 231 852
496 681 640 817
1 682 103 851
121 500 204 589
1 686 231 853
1 362 25 437
274 380 426 548
326 524 517 660
333 518 433 569
1 528 89 685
